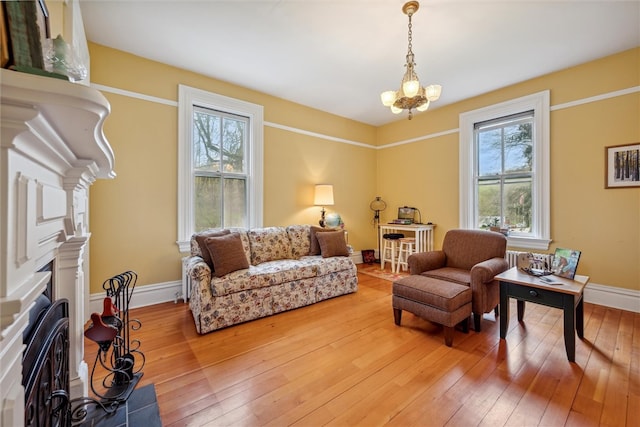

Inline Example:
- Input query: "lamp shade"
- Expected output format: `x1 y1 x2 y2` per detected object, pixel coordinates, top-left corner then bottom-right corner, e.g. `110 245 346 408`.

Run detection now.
314 184 334 206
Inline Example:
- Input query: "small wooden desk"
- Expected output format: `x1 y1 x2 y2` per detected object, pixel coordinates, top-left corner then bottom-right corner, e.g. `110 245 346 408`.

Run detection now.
496 267 589 362
378 223 435 254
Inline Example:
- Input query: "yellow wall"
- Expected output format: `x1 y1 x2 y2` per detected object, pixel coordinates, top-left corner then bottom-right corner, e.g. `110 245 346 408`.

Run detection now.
376 47 640 291
88 43 639 294
88 43 378 293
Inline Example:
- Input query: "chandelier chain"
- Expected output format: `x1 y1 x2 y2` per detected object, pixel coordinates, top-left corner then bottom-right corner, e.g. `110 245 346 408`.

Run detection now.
407 13 413 57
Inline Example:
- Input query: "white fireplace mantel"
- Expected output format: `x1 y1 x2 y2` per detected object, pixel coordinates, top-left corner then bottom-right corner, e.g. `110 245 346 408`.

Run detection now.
0 68 114 426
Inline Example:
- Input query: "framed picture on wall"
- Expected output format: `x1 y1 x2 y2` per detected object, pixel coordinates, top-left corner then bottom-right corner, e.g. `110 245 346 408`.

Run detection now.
605 143 640 188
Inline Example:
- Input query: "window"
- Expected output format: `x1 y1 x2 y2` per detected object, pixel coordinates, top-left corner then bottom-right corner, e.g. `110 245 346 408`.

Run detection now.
459 91 551 250
177 85 263 252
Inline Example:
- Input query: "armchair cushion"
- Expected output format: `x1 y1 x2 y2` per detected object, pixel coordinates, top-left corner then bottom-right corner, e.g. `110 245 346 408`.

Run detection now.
421 267 471 286
442 229 507 270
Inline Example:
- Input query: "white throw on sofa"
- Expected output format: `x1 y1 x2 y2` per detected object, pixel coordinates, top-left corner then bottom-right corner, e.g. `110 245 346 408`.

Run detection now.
186 224 358 334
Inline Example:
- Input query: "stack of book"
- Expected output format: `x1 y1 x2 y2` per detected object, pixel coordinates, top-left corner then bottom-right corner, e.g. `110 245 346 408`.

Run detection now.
390 219 413 225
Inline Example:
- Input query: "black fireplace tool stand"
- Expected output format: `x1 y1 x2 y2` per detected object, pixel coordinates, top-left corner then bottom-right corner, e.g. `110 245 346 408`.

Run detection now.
70 271 145 425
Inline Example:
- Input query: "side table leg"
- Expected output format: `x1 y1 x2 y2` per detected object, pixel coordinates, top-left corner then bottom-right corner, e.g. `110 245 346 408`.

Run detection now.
563 294 576 362
500 282 509 339
576 294 584 339
517 300 525 322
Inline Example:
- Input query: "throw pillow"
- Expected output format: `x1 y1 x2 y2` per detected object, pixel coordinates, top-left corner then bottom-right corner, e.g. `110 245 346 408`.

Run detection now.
195 229 231 270
205 233 250 277
309 225 335 255
315 230 349 258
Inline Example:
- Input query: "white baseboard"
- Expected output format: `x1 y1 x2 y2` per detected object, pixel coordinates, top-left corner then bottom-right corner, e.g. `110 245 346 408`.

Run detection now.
89 279 184 313
584 282 640 313
90 272 640 315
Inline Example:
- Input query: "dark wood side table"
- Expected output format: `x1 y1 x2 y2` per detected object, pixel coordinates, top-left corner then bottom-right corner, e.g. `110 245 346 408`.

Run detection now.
496 267 589 362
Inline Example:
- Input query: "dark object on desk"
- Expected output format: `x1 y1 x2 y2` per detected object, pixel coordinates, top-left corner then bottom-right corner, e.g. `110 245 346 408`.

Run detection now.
397 206 423 224
520 267 553 277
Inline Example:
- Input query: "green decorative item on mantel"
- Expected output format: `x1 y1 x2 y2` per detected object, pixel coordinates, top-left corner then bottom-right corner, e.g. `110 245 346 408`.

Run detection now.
43 35 87 82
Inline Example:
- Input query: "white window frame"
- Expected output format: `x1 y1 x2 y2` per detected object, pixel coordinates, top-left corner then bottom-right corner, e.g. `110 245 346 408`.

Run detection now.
177 85 263 253
459 91 551 250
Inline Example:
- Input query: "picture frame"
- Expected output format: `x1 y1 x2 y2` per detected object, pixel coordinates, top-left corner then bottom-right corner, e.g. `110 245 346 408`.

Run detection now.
605 143 640 188
552 248 581 280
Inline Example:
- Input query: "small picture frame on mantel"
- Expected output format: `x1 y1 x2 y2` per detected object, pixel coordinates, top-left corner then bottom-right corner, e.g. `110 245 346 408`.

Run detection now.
605 143 640 188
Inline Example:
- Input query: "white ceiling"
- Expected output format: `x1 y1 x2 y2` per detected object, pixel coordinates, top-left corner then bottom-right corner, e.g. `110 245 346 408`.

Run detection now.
79 0 640 126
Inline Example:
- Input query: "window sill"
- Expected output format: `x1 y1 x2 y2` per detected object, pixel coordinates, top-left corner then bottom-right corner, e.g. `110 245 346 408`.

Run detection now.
506 235 552 251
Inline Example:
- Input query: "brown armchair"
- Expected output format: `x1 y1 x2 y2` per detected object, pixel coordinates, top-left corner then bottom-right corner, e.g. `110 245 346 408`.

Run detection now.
407 229 509 331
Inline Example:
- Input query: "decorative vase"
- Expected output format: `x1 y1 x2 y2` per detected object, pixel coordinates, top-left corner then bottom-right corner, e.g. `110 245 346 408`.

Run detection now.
325 213 342 228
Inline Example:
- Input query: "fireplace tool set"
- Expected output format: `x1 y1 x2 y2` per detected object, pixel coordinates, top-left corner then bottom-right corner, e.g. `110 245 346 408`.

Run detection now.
70 271 145 424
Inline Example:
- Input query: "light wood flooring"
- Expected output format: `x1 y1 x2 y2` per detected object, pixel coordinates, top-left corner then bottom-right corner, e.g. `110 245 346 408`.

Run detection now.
84 268 639 426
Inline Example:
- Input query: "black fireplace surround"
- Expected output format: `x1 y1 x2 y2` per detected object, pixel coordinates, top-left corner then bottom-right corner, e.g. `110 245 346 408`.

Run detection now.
22 292 70 427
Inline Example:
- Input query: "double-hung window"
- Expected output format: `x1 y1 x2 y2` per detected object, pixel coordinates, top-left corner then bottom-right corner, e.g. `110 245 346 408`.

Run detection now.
459 91 551 250
177 85 263 252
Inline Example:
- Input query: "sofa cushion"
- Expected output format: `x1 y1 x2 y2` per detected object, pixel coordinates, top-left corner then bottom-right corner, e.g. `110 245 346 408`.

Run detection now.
309 226 336 255
205 233 250 277
193 229 231 269
248 227 292 265
286 225 311 259
316 230 349 258
210 259 318 296
308 256 356 276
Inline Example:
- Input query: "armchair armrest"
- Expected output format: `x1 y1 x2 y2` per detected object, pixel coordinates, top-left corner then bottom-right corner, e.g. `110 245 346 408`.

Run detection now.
470 257 509 285
408 251 447 275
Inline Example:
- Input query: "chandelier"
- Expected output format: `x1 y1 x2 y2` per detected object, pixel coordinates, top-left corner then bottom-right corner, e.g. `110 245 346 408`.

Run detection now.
380 1 441 120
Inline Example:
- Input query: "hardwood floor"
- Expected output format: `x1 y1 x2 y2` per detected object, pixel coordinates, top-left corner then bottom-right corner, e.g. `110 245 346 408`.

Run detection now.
84 269 639 426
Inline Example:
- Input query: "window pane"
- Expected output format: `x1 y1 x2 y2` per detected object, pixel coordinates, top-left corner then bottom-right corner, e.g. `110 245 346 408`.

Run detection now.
194 176 221 231
504 122 532 173
477 178 501 228
222 117 246 174
193 111 221 172
223 177 247 228
478 129 502 176
503 176 531 232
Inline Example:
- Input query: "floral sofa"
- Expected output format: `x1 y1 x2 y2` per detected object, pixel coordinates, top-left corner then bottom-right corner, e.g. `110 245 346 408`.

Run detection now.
186 225 358 334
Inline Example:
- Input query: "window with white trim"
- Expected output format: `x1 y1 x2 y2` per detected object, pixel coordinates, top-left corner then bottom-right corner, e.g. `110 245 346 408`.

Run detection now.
177 85 263 252
459 91 551 250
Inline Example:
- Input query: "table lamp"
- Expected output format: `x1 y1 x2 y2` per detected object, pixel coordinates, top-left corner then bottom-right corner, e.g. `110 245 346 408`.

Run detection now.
314 184 334 227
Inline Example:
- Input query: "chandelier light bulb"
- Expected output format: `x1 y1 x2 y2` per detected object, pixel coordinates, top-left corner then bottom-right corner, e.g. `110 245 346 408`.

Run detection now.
381 90 397 107
426 84 442 101
416 100 430 112
391 105 403 114
403 79 420 98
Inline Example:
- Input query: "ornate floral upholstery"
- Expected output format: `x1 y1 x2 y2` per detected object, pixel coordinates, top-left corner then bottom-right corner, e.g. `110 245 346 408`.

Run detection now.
187 225 358 334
